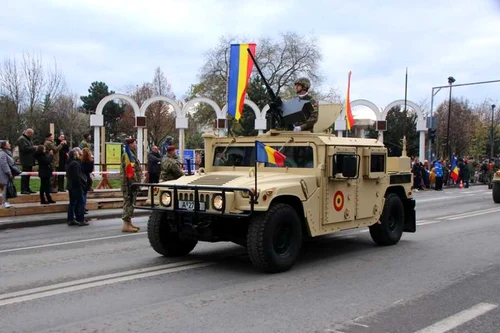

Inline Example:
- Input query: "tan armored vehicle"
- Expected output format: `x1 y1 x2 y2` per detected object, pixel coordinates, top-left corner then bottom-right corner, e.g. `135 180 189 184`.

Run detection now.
492 170 500 203
132 103 416 273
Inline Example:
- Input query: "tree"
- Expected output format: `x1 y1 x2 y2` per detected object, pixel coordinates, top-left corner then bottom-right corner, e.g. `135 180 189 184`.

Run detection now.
81 81 123 141
384 106 418 157
125 67 177 146
434 97 475 158
52 94 90 147
22 51 46 127
188 32 323 130
467 99 500 159
0 96 22 143
0 58 24 114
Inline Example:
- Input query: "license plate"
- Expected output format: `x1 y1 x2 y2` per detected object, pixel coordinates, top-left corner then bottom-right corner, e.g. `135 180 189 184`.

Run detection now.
178 200 205 211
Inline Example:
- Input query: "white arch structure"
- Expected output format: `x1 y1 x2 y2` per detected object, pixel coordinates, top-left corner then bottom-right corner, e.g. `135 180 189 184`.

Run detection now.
333 98 426 161
92 94 141 169
91 94 428 170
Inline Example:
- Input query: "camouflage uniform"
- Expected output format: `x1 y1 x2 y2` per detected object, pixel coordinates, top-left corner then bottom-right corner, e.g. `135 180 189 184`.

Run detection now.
161 155 184 181
121 147 143 222
44 140 63 169
44 140 64 190
80 139 93 151
295 93 319 131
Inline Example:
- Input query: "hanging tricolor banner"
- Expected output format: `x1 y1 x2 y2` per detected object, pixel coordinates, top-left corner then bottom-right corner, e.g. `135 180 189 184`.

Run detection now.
227 43 256 121
450 156 459 182
345 71 356 131
122 144 135 179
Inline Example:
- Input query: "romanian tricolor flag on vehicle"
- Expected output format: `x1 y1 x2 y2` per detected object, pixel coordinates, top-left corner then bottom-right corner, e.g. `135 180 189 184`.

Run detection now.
122 144 135 179
227 43 256 121
255 141 286 167
345 71 356 131
450 156 459 182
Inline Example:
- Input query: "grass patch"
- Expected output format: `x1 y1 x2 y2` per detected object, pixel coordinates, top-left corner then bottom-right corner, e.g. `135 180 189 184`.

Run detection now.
13 178 122 192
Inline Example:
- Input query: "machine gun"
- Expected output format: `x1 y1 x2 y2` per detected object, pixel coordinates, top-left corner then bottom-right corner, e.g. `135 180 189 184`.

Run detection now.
246 48 284 130
246 48 312 131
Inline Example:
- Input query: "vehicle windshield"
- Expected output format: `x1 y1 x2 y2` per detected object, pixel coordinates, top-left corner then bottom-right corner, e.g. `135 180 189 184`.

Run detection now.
213 145 314 168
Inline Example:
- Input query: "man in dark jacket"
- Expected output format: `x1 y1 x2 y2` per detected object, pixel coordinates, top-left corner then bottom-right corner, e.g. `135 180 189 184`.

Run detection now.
147 145 161 183
56 134 70 192
66 149 88 226
16 128 38 194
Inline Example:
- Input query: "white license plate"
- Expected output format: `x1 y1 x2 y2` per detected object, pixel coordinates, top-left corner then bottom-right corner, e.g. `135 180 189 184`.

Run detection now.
178 200 205 211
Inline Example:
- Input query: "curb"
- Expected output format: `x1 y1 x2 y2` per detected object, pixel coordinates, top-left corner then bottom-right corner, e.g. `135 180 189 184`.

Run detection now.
0 210 152 231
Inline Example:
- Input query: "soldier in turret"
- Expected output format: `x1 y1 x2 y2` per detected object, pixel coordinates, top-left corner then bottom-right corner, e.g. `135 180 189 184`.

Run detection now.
291 77 319 132
161 145 184 181
272 77 319 132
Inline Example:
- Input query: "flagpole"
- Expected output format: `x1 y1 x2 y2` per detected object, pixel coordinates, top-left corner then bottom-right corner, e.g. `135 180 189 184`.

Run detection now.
254 141 258 204
404 67 408 114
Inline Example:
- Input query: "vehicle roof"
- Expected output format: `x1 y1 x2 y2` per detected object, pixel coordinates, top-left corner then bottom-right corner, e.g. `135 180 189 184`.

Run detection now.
207 131 385 148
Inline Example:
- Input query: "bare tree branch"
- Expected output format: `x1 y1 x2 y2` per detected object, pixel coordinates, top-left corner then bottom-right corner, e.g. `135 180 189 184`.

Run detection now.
0 57 24 112
22 51 45 125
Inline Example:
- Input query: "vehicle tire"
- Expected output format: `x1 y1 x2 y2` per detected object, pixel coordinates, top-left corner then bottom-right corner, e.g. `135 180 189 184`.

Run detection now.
247 203 303 273
147 211 198 257
493 183 500 203
369 193 405 246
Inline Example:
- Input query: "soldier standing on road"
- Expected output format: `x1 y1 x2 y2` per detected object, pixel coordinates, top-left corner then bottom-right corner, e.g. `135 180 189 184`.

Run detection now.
290 77 319 132
121 137 143 233
161 145 184 181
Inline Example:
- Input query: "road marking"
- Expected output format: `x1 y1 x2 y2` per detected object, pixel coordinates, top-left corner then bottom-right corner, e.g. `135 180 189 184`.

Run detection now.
417 192 488 203
0 232 146 254
0 260 213 307
350 322 369 328
417 221 441 226
413 302 498 333
441 207 500 221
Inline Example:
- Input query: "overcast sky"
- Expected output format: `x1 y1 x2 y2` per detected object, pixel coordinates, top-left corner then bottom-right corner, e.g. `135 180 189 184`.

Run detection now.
2 0 500 120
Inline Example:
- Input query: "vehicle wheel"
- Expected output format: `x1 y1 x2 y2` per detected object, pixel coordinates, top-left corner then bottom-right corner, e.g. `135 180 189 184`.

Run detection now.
493 183 500 203
147 211 198 256
247 203 303 273
369 193 405 246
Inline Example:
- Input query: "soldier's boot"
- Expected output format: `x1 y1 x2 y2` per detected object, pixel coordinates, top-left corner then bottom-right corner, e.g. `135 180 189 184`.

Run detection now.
130 221 141 231
122 220 138 233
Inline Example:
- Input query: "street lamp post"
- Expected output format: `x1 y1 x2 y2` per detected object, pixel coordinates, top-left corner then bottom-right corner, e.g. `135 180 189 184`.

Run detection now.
428 78 500 161
445 76 456 160
491 104 496 161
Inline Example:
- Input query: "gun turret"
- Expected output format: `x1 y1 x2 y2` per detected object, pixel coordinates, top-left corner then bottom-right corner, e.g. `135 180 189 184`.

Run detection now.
246 48 283 130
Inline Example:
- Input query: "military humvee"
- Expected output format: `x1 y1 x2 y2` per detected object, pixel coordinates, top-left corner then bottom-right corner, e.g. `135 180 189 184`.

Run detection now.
492 170 500 203
132 103 416 273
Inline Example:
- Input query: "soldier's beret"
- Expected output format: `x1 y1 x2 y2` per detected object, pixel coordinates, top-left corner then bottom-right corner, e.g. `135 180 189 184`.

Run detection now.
46 133 52 138
125 137 136 144
167 145 176 152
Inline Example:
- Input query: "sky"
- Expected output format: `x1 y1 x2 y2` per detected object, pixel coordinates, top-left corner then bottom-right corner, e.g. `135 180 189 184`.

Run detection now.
1 0 500 121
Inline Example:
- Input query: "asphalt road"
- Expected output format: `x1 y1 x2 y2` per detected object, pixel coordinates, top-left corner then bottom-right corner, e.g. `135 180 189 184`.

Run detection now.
0 186 499 333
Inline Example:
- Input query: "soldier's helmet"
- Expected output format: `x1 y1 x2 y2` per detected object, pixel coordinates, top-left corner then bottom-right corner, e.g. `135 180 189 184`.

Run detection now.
294 77 311 91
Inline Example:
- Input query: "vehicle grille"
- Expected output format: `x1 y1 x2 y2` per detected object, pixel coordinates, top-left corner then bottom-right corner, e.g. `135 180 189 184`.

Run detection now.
177 191 211 208
187 175 240 186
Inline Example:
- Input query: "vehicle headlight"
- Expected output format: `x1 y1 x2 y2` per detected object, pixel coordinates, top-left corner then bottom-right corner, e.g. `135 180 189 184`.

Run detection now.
160 191 172 207
212 194 224 211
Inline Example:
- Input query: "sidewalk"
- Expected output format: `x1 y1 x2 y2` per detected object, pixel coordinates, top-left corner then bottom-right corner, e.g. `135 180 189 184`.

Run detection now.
0 209 151 231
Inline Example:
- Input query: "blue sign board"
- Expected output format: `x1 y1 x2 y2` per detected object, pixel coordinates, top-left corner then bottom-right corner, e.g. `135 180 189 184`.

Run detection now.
176 149 195 174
